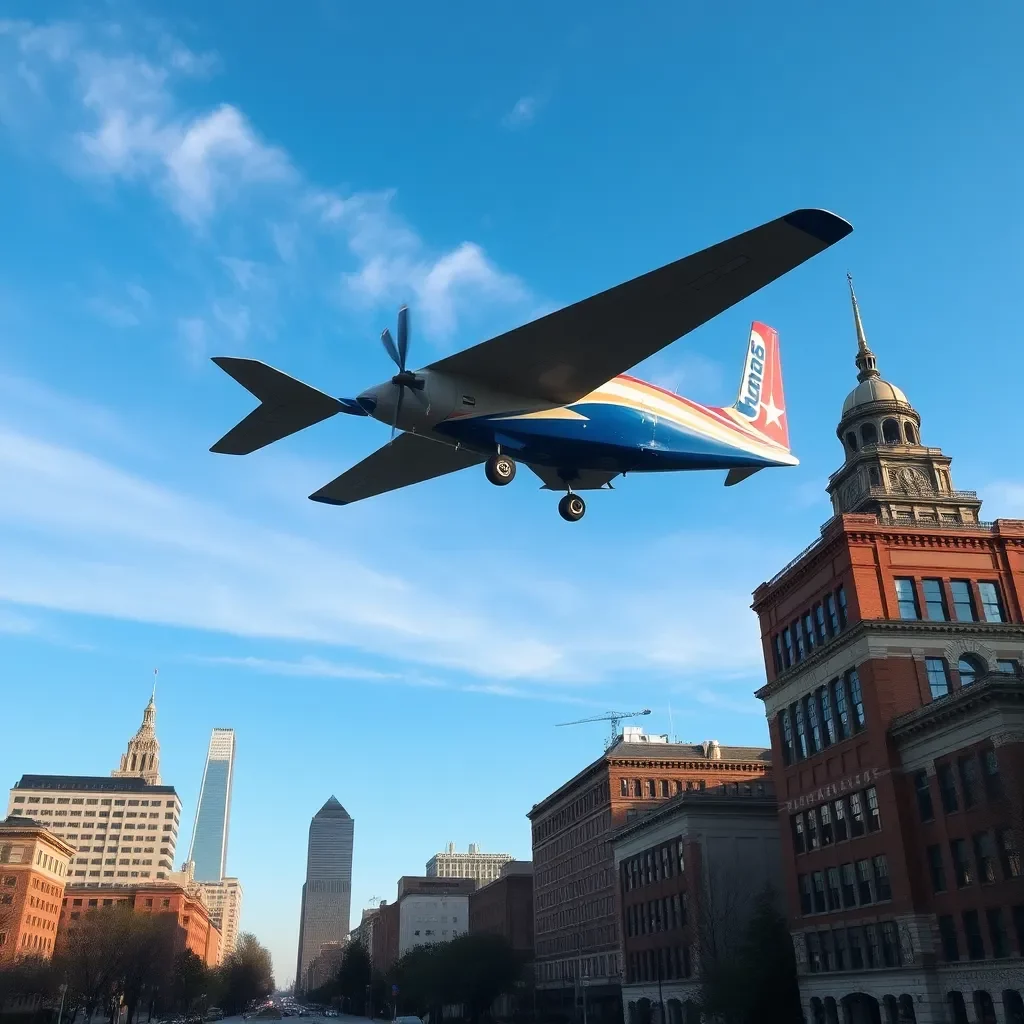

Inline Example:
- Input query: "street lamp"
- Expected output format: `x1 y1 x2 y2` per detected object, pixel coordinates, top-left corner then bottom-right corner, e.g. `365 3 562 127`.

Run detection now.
56 983 68 1024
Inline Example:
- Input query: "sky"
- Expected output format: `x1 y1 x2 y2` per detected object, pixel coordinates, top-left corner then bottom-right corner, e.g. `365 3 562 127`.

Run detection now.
1 0 1023 985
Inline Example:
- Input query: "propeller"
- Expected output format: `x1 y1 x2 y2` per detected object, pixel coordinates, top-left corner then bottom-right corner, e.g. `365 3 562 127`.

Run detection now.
381 305 425 439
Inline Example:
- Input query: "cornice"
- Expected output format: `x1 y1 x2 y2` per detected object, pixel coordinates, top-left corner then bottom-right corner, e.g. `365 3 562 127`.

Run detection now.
888 672 1024 743
755 620 1024 701
608 757 770 772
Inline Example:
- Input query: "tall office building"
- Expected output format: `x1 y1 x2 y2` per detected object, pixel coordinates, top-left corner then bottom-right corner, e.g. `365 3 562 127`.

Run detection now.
426 843 513 885
198 877 243 962
188 729 236 882
295 796 354 994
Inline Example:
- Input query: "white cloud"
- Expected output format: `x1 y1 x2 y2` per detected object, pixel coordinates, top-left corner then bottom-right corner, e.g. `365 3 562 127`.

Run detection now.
503 95 538 128
0 605 36 635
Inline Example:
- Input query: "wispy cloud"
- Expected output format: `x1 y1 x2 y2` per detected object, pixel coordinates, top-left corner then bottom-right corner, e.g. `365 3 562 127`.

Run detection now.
0 605 36 635
503 95 539 129
86 284 150 328
0 18 537 346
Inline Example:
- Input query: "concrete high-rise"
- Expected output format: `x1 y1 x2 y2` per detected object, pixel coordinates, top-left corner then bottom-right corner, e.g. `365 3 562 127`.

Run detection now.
198 876 243 962
188 729 236 882
426 843 513 885
295 796 354 994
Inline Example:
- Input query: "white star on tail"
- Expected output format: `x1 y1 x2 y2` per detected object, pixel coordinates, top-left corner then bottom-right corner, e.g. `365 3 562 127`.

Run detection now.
761 394 785 427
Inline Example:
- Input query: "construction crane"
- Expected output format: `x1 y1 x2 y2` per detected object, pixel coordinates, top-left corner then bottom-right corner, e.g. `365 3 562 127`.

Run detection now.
555 708 652 749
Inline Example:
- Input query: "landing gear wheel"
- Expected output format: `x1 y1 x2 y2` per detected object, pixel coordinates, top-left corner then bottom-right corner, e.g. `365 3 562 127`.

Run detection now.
558 493 586 522
485 454 517 486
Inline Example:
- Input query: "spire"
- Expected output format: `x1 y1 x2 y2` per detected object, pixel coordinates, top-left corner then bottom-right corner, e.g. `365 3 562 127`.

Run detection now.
112 682 162 785
847 272 879 383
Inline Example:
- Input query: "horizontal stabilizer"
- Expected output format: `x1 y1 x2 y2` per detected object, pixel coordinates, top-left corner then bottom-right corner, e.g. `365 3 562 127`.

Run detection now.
528 465 619 491
210 357 350 456
725 467 763 487
310 433 485 506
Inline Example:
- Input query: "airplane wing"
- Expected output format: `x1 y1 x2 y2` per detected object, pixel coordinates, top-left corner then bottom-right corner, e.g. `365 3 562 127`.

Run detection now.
528 465 619 491
308 433 485 506
425 209 851 406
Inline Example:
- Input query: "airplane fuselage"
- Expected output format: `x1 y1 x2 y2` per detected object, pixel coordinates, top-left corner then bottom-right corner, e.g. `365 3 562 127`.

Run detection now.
357 369 797 479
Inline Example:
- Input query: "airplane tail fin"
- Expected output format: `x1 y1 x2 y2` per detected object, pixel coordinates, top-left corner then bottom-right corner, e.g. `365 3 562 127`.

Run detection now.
210 357 362 456
729 322 790 451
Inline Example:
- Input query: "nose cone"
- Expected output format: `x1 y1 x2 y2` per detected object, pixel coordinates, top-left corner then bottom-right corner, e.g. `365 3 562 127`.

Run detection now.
356 389 378 415
358 382 397 425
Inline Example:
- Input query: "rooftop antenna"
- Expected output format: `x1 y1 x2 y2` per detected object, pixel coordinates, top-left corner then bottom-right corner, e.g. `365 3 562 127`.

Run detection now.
152 667 158 703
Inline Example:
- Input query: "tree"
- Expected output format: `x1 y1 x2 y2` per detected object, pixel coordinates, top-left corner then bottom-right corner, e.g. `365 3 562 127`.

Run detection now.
217 932 275 1015
337 941 372 1013
699 886 802 1024
170 950 212 1014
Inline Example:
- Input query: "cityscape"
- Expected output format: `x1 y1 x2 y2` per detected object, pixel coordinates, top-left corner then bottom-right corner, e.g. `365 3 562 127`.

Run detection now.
1 5 1024 1024
2 283 1022 1023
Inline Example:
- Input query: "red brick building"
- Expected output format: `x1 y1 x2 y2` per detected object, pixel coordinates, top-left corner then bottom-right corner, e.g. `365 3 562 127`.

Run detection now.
528 730 771 1024
752 280 1024 1024
469 860 534 956
0 816 75 962
59 879 222 965
611 784 783 1024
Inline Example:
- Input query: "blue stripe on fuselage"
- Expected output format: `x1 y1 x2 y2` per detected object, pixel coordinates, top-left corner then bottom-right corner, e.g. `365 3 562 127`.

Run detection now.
434 402 781 473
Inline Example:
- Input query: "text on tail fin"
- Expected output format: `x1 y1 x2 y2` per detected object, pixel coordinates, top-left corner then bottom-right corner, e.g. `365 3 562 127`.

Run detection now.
731 322 790 450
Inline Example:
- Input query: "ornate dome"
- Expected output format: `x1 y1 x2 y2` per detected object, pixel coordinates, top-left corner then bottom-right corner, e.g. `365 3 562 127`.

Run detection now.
842 377 910 416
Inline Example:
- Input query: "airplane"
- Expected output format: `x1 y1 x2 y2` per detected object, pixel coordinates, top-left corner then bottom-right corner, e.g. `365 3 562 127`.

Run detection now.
209 208 851 521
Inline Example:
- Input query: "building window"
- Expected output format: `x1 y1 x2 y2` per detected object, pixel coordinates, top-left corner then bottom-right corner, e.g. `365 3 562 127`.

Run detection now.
855 860 873 904
937 764 959 813
895 578 919 619
815 604 827 643
962 910 985 959
793 702 809 760
805 695 822 754
837 586 848 628
927 845 946 893
659 780 669 798
832 927 848 970
938 915 959 961
782 627 794 668
847 670 865 729
780 710 795 765
981 749 1002 799
819 686 836 746
826 594 839 634
922 579 948 620
848 793 865 838
826 867 842 910
819 803 834 845
987 908 1009 958
872 856 891 901
950 580 976 621
865 787 881 832
914 771 934 821
811 872 826 913
881 921 899 966
773 635 784 673
646 780 656 799
798 875 812 915
792 815 806 854
794 620 805 662
840 864 856 908
864 924 881 967
803 613 816 653
957 756 980 807
926 658 950 699
950 839 973 887
847 926 865 969
997 659 1020 674
832 677 850 739
996 828 1021 879
958 655 985 688
973 832 997 883
978 581 1005 623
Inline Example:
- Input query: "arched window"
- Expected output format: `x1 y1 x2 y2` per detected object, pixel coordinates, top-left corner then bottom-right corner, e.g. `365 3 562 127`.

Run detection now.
883 418 901 443
884 996 900 1024
846 431 859 453
1002 990 1024 1024
899 995 917 1023
958 655 985 687
975 992 997 1024
861 422 878 445
905 422 917 444
811 998 826 1024
130 754 137 771
825 998 840 1024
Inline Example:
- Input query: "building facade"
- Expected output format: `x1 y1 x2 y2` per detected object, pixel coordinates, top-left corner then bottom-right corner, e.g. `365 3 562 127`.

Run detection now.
59 879 222 966
610 786 783 1024
198 877 243 962
427 843 514 885
296 796 354 995
111 692 162 785
188 729 236 883
752 280 1024 1024
528 729 772 1024
469 860 534 955
0 817 75 962
7 776 182 884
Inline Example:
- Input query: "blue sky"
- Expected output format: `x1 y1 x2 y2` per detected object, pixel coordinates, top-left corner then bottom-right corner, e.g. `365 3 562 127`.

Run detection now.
1 0 1022 983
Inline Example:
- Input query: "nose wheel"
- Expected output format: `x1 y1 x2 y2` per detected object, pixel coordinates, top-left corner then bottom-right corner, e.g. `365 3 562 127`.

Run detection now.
485 454 517 486
558 493 586 522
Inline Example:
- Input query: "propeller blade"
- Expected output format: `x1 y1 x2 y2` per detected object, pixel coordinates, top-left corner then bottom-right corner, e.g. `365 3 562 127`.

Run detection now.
381 327 401 370
396 306 409 371
390 383 405 441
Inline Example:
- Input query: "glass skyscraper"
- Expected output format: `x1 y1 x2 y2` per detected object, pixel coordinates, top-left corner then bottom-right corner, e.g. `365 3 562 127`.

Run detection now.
188 728 236 882
295 796 354 993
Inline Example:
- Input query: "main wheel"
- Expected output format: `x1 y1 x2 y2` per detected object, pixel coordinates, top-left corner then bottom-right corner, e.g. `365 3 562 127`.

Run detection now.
558 493 586 522
485 454 516 486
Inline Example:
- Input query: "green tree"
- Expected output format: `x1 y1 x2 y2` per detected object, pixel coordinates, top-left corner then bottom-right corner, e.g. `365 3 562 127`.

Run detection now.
170 950 212 1014
216 932 275 1015
337 941 372 1013
699 887 802 1024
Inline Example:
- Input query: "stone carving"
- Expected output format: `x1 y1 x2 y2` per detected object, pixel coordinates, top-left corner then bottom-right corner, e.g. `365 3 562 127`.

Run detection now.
792 931 808 968
898 922 916 964
993 731 1024 747
891 467 930 495
839 477 865 511
943 638 998 666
